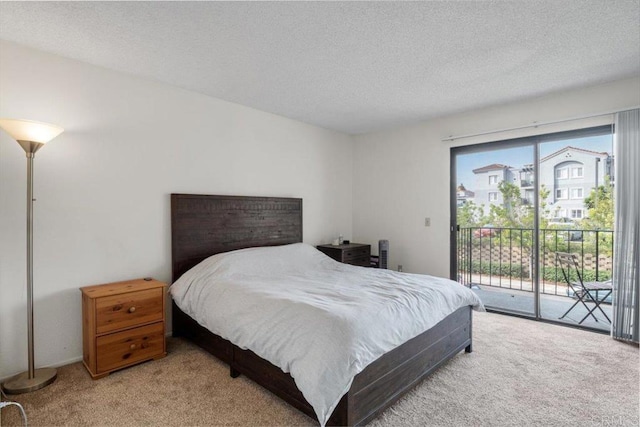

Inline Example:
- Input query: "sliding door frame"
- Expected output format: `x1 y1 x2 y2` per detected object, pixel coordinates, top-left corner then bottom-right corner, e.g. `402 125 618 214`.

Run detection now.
450 125 613 326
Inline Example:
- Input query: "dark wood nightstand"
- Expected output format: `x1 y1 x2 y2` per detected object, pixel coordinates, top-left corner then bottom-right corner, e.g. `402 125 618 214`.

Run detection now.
317 243 371 267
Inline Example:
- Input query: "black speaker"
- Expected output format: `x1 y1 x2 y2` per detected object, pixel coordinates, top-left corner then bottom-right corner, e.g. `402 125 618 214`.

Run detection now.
379 240 389 269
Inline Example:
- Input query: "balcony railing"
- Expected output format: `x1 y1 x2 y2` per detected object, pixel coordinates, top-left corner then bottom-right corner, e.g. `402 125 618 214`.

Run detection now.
456 226 614 298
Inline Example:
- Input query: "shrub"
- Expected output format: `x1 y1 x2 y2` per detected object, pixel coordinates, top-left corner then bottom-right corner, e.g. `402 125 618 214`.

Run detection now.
458 261 611 282
459 260 529 278
540 266 611 282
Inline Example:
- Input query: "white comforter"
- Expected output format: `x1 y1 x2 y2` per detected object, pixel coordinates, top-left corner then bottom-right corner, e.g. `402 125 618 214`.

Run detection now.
170 243 484 425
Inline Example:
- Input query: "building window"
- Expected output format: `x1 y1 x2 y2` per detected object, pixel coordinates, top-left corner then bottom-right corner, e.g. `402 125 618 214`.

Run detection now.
570 188 584 199
571 167 583 178
489 175 499 185
556 188 568 199
488 192 498 202
524 190 534 204
556 168 569 179
570 209 583 219
554 209 567 218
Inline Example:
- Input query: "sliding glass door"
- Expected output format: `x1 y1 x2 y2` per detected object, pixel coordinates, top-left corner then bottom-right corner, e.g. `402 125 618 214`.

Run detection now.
536 130 614 330
451 126 614 331
453 142 536 316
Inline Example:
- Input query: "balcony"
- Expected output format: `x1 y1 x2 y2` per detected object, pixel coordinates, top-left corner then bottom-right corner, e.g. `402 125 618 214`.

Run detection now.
457 226 613 331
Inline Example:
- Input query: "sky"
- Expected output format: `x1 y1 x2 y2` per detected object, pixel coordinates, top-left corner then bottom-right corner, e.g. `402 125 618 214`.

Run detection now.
456 133 613 191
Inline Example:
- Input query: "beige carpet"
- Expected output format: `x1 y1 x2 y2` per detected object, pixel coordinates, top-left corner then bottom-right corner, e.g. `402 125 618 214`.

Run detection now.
1 312 638 426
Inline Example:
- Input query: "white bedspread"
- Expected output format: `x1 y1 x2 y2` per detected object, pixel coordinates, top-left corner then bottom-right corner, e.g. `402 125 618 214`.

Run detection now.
170 243 484 425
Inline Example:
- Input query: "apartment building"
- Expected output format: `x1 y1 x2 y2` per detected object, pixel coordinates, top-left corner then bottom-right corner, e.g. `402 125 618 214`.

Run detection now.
470 147 613 219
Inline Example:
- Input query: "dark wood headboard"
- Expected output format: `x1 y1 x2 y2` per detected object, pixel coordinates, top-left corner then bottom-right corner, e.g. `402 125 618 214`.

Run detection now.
171 194 303 282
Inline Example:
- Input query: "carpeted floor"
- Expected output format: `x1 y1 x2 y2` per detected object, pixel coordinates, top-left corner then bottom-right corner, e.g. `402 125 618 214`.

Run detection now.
1 312 638 426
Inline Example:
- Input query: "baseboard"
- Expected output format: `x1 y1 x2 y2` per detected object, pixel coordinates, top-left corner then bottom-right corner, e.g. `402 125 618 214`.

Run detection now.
0 356 84 383
2 329 174 382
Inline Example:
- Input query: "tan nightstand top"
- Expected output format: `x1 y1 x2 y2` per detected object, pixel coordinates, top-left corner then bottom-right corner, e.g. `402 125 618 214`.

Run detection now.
80 278 166 299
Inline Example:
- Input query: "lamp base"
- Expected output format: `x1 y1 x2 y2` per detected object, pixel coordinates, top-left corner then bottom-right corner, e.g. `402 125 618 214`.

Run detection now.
1 368 57 394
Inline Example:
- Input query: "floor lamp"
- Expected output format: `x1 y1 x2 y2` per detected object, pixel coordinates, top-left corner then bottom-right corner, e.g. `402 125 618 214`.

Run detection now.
0 119 64 394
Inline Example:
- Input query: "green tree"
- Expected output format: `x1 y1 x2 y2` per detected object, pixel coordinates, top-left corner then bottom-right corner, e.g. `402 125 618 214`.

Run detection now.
539 184 552 229
455 180 550 233
487 181 523 227
457 201 486 227
580 176 614 257
582 176 614 230
519 184 551 230
486 181 550 229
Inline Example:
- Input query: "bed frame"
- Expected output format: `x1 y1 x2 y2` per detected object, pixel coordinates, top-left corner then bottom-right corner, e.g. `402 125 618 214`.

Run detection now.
171 193 473 426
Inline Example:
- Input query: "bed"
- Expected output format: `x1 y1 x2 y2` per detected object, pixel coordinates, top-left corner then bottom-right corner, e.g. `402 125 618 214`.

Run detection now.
170 193 480 426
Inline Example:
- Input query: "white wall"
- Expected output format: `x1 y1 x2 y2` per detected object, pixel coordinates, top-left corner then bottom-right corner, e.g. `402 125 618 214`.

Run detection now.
352 77 640 276
0 41 354 378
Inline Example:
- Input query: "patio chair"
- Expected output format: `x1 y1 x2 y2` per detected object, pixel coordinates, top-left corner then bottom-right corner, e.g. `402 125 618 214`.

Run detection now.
556 252 612 325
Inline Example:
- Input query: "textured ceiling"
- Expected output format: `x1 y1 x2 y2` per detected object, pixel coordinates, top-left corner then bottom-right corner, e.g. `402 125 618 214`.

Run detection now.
1 1 639 134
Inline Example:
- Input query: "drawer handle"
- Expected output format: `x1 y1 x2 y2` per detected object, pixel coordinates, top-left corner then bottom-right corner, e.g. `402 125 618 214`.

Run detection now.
128 306 136 313
130 344 137 351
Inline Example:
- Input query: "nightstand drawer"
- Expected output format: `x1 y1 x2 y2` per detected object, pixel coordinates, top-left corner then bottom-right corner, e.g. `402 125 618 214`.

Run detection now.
346 255 370 266
342 247 370 261
96 322 164 373
317 243 371 267
96 288 163 335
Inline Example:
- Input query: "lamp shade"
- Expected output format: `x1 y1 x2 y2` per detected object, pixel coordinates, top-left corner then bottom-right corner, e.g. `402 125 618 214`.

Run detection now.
0 118 64 144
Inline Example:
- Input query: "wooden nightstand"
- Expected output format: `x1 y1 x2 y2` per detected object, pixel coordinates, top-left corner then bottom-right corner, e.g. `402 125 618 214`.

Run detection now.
317 243 371 267
80 278 167 379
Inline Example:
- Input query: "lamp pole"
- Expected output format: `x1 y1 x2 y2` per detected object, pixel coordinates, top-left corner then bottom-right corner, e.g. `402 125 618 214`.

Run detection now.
25 146 39 380
0 119 63 394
